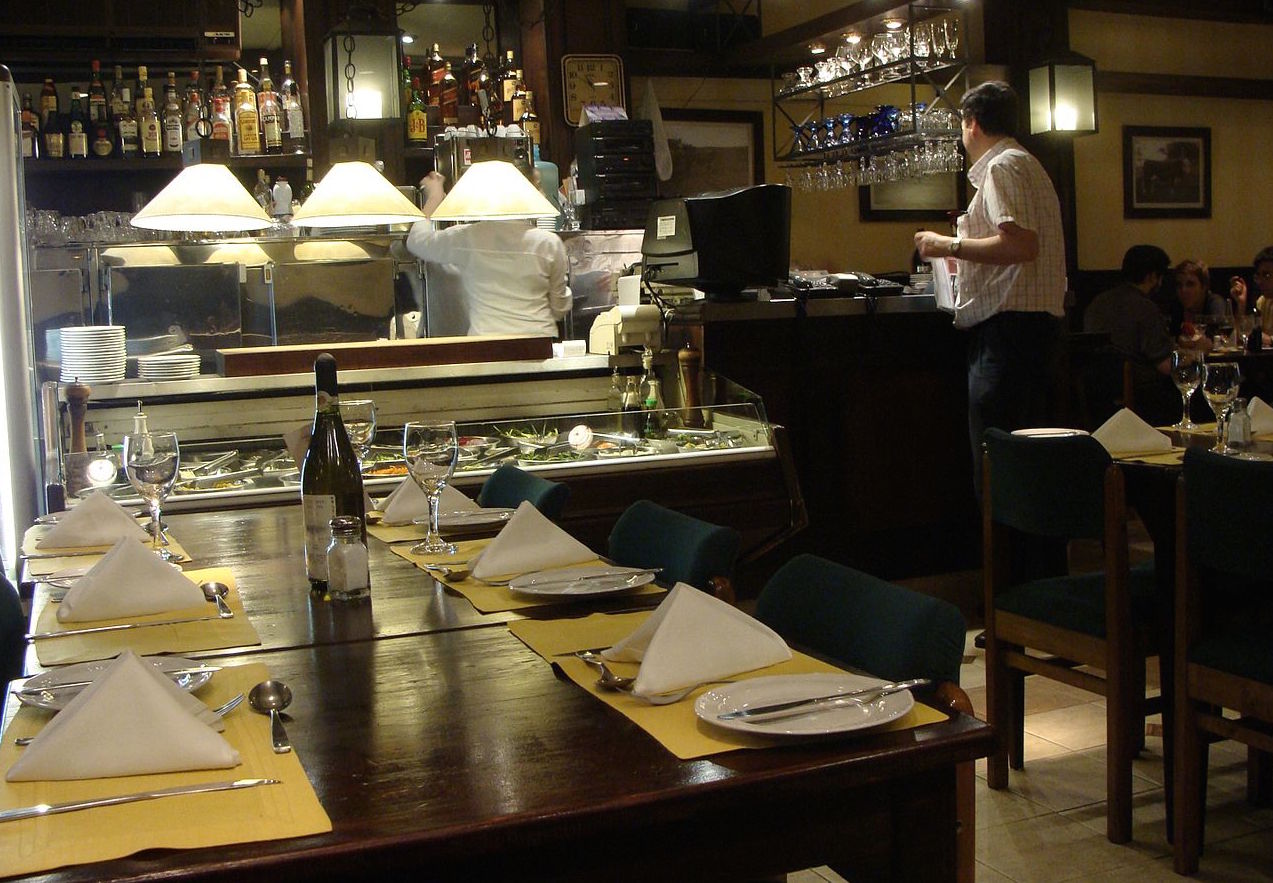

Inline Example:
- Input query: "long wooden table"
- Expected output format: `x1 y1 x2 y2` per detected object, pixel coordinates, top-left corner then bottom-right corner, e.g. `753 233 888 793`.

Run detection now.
9 505 994 883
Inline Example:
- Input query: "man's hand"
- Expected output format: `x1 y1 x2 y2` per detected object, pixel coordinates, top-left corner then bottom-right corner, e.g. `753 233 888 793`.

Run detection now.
419 171 446 218
914 230 953 259
1230 275 1249 312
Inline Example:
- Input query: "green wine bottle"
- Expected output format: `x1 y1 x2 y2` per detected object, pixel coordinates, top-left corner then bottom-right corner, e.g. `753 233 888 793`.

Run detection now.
301 353 366 593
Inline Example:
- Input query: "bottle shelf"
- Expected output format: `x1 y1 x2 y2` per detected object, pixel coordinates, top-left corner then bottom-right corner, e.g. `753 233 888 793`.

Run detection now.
23 151 311 176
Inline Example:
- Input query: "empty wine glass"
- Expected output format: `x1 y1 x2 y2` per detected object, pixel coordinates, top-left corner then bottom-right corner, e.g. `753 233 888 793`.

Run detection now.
1200 360 1243 454
340 399 377 470
123 431 180 560
1170 350 1202 431
943 17 962 59
1209 301 1236 350
403 420 460 556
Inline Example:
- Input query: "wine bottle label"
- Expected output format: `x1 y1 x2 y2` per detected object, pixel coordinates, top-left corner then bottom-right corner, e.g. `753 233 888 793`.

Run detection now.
303 493 337 581
237 112 261 153
261 110 282 148
407 109 428 141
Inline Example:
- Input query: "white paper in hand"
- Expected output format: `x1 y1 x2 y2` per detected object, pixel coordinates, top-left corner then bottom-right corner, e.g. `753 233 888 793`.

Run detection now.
1249 396 1273 434
37 490 147 549
57 537 206 622
381 480 476 525
1092 408 1172 454
471 501 594 579
602 584 792 697
6 651 240 781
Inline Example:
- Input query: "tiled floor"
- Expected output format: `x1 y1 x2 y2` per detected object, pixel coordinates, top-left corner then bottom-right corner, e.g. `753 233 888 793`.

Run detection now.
789 630 1273 882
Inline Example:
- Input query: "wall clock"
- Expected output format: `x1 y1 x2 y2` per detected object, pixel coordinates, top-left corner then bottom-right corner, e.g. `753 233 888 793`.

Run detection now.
561 54 626 127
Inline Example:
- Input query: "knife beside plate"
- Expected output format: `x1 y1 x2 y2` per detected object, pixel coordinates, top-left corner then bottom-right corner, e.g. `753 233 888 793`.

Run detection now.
0 778 280 823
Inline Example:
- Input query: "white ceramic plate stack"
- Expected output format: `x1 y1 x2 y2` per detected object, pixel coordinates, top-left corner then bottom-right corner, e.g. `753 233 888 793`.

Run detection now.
137 352 202 381
58 325 127 383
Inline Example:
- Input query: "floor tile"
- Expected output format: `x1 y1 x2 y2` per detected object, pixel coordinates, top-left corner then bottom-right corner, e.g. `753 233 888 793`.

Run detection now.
975 731 1070 778
1024 701 1110 750
976 782 1052 830
976 861 1015 882
976 812 1153 882
991 749 1158 813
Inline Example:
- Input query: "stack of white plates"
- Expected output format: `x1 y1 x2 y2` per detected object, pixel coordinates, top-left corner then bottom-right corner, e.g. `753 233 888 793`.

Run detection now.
137 353 201 381
59 326 127 383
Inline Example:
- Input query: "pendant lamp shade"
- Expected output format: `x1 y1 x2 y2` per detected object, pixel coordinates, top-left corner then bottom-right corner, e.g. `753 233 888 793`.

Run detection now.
130 164 273 232
430 160 560 222
291 161 427 227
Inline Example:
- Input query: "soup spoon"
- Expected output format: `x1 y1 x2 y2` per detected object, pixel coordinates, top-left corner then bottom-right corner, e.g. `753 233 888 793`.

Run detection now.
201 581 234 618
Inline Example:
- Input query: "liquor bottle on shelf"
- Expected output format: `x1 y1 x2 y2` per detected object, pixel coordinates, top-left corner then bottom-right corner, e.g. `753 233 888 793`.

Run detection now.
114 86 139 159
42 105 65 159
134 65 150 122
87 60 108 127
66 90 89 159
257 57 283 154
638 349 669 439
183 70 204 142
233 67 261 155
20 93 40 159
39 77 58 130
426 43 445 107
620 375 642 436
139 87 162 158
510 70 528 126
439 62 459 126
280 60 306 151
406 76 428 144
209 65 234 153
253 168 273 214
400 54 414 116
519 90 540 146
460 43 482 107
497 51 517 123
90 104 114 158
301 353 366 594
162 72 184 154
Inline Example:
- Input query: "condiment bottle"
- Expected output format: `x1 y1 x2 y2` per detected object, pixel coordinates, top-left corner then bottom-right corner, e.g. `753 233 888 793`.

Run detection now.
326 515 370 601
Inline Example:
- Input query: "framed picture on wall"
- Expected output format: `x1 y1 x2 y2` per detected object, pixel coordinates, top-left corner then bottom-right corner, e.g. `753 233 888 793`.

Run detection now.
858 173 963 222
657 108 764 198
1122 126 1211 219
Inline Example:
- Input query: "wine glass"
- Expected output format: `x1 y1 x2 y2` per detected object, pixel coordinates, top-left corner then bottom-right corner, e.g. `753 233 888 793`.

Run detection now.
403 421 460 556
340 399 377 470
1200 360 1242 454
1170 350 1202 430
122 431 180 560
1209 301 1236 350
943 16 962 59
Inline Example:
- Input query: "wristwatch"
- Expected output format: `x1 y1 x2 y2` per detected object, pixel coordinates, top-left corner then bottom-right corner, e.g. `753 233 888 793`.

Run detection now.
949 236 963 257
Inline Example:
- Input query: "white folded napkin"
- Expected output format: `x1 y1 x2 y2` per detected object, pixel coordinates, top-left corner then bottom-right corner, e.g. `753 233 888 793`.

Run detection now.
471 501 595 579
603 583 792 697
1249 396 1273 434
1091 408 1173 454
57 537 206 622
380 480 477 525
6 651 239 781
36 490 147 549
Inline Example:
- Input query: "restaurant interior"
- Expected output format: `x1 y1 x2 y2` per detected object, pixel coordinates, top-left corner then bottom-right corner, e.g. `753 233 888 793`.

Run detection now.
2 0 1273 881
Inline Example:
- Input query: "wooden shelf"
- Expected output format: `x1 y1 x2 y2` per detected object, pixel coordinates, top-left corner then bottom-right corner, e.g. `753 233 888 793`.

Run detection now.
23 152 310 176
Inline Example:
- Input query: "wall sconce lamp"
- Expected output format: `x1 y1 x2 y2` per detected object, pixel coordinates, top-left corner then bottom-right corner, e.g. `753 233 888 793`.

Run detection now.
1028 52 1098 136
324 3 403 122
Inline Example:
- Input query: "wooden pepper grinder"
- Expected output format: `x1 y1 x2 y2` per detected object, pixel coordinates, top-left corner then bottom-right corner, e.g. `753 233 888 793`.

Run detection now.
677 344 705 429
66 380 92 454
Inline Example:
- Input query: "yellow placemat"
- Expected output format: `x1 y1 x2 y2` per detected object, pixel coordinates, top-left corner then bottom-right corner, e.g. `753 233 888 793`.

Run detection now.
22 524 192 563
367 517 508 545
32 567 262 666
509 612 949 760
0 661 331 878
390 540 666 613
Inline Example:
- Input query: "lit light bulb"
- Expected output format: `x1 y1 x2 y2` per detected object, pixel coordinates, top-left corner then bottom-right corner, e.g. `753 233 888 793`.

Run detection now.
883 18 904 30
1054 102 1078 131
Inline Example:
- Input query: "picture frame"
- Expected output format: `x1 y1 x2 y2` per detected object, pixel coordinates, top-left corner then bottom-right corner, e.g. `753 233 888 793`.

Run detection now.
858 173 964 222
1122 125 1211 219
657 108 764 198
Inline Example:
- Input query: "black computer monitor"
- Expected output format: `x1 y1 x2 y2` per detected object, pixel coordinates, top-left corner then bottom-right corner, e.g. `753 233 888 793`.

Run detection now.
640 184 791 301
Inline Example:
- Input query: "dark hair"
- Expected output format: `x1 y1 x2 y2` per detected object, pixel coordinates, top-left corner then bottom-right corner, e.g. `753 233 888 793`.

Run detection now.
1175 258 1210 291
1121 245 1170 283
1254 246 1273 268
960 81 1018 138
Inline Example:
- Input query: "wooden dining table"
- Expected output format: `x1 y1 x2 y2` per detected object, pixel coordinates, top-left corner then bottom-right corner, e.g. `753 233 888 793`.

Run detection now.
7 504 994 883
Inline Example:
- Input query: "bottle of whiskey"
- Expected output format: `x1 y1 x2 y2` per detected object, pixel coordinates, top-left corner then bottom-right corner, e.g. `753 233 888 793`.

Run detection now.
460 43 482 107
162 72 184 154
134 65 150 122
280 60 306 151
257 57 283 154
87 60 108 127
209 65 234 153
39 77 58 130
400 54 414 117
20 93 40 159
183 70 204 142
66 89 89 159
497 50 517 123
233 68 261 155
139 86 162 157
43 106 65 159
114 83 139 159
519 90 540 147
406 77 428 144
439 62 459 126
425 43 445 108
510 70 528 124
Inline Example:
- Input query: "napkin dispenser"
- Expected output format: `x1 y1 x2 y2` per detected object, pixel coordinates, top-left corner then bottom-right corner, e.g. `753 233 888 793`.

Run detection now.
588 304 663 354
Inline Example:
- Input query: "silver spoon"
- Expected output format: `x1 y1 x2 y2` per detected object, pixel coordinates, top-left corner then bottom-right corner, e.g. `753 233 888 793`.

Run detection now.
574 652 697 705
201 581 234 618
249 680 293 754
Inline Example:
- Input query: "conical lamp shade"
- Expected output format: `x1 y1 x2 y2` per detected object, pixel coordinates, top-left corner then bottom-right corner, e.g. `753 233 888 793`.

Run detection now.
430 160 559 222
291 161 426 227
130 164 274 232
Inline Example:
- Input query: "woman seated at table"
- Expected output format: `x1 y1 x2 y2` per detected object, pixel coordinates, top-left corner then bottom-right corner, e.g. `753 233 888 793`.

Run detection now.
1168 259 1230 350
1227 245 1273 349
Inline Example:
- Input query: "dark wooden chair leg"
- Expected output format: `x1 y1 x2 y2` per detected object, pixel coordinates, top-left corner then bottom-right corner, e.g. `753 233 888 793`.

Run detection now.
986 638 1010 790
1248 747 1273 806
1008 667 1026 771
1173 699 1203 875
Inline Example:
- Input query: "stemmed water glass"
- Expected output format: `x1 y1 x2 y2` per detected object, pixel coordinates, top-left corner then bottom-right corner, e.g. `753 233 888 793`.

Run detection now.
340 399 377 471
1200 360 1243 454
122 431 180 560
943 16 961 59
403 420 460 556
1170 350 1202 431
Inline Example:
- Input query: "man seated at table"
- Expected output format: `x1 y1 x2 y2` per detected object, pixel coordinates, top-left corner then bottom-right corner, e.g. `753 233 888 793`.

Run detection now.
1084 244 1178 425
1228 245 1273 349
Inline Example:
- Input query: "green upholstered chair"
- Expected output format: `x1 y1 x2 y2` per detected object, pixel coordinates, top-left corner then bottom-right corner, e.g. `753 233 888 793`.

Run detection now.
477 464 569 521
606 500 740 602
1173 448 1273 874
983 427 1160 844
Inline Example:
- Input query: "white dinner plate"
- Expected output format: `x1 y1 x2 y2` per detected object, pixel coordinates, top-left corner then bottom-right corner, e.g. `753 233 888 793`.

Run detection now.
508 565 657 597
695 673 915 737
1011 427 1090 438
16 655 216 711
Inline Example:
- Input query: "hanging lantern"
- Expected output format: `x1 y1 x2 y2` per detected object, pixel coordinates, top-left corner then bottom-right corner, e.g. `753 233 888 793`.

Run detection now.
1028 53 1097 136
324 5 403 123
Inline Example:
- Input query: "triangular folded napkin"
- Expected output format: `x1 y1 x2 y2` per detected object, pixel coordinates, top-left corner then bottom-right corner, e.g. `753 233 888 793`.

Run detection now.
380 480 477 525
6 651 240 781
1249 396 1273 434
1092 408 1172 455
603 584 792 697
57 537 205 622
36 490 147 549
471 501 595 579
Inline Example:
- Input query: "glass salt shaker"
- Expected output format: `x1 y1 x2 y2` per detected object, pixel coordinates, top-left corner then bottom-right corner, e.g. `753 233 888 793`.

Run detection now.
1228 398 1252 450
326 515 370 601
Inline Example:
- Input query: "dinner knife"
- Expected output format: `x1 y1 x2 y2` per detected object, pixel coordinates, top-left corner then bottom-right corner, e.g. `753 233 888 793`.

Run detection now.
716 678 930 722
0 778 281 823
12 666 222 695
25 614 225 641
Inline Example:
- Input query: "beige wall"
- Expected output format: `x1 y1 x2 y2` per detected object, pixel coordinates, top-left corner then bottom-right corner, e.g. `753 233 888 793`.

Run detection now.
1070 10 1273 271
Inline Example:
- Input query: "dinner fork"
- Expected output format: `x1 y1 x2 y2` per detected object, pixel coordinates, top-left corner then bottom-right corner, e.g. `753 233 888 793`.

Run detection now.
574 652 703 705
13 692 245 746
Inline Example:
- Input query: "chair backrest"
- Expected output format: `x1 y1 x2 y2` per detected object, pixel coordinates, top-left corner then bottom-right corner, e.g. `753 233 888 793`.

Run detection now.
1182 448 1273 580
984 427 1112 540
0 564 23 688
477 464 570 520
755 554 967 685
607 500 740 591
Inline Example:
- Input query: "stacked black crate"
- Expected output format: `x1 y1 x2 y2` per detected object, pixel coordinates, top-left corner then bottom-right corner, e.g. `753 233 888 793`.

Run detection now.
575 119 656 230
